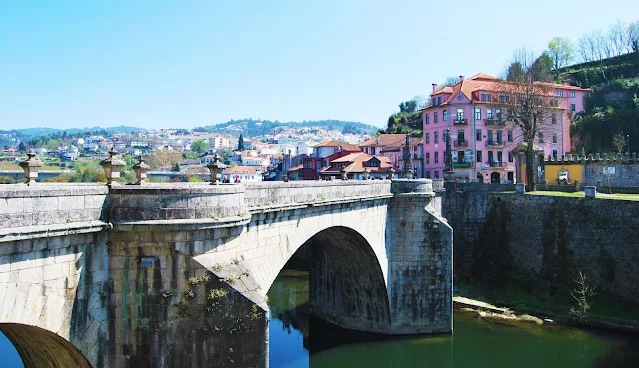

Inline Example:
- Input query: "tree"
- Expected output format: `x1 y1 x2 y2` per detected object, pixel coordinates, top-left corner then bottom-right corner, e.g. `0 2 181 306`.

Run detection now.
506 62 525 82
629 21 639 52
399 100 417 113
612 132 627 155
237 134 245 151
530 53 553 82
191 139 207 154
172 163 181 172
569 271 596 323
497 58 556 191
547 37 574 76
18 142 26 152
440 76 459 88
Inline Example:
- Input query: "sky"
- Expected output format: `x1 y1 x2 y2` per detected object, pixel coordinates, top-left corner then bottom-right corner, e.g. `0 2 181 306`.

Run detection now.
1 0 638 130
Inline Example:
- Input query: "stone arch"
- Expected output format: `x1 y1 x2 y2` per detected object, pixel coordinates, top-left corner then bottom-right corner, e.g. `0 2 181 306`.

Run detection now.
302 226 392 333
0 323 92 368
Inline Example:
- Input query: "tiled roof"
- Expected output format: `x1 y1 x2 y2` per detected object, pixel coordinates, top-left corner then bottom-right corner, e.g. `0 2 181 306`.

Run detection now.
423 73 592 110
321 152 397 174
222 166 264 175
312 140 360 150
358 134 406 147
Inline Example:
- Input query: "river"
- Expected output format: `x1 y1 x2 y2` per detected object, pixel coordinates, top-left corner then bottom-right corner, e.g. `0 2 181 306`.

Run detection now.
268 269 639 368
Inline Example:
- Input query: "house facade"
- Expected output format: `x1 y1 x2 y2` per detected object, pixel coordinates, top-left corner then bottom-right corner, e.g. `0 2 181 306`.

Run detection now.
422 74 590 183
221 166 264 182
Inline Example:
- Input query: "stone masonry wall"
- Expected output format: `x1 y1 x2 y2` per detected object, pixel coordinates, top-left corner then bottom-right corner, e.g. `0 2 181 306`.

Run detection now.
444 183 639 303
386 180 452 334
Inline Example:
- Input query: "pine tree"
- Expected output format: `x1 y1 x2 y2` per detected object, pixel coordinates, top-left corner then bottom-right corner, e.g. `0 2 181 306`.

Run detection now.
237 134 245 151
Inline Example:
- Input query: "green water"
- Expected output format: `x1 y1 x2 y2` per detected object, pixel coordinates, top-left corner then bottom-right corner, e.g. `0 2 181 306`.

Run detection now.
268 269 639 368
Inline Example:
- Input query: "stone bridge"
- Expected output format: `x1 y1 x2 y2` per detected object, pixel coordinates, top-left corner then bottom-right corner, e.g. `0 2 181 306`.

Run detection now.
0 180 452 367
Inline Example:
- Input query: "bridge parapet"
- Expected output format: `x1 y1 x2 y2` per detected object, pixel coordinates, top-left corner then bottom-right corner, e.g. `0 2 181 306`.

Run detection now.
244 180 392 207
0 184 107 242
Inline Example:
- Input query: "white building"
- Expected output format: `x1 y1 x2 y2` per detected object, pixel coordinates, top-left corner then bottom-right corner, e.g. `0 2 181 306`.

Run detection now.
222 166 264 182
241 156 271 167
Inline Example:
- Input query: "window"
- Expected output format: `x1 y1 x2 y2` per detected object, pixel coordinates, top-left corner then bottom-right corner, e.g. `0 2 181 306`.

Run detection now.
425 133 430 144
538 132 544 143
434 152 439 163
475 108 481 120
497 130 503 144
425 113 430 124
487 109 493 119
497 151 503 164
476 150 483 163
443 110 448 121
481 93 492 102
434 112 439 123
487 130 494 143
552 113 557 124
425 152 430 164
476 129 482 141
507 131 513 142
437 96 442 105
550 99 559 107
555 89 564 97
457 150 465 163
552 133 557 143
434 131 439 143
304 160 313 169
488 151 494 163
496 109 501 121
457 108 464 121
434 170 440 179
570 91 576 98
508 152 514 162
458 129 465 143
425 170 431 179
570 104 576 112
553 150 558 159
499 95 510 103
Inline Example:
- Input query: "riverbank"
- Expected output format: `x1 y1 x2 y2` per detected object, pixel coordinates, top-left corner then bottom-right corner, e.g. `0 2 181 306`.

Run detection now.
454 281 639 333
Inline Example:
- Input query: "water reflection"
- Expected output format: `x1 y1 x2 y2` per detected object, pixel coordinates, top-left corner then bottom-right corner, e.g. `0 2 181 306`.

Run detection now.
0 331 24 368
268 269 639 368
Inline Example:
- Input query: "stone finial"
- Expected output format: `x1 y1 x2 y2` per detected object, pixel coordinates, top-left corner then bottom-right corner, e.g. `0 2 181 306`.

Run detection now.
133 156 151 185
99 147 126 186
19 151 44 185
388 167 396 179
363 166 370 180
206 155 227 184
340 168 348 180
407 167 414 179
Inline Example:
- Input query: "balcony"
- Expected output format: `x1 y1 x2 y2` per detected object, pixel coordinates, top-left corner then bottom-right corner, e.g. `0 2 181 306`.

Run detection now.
485 118 505 126
453 162 471 168
487 140 505 147
454 140 468 147
488 161 503 167
453 118 468 125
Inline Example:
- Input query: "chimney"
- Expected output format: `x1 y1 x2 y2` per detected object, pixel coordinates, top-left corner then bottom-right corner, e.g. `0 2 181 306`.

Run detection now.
459 75 465 82
432 83 438 93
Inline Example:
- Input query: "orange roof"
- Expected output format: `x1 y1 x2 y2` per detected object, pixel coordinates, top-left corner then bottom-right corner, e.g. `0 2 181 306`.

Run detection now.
222 166 264 175
321 152 396 174
358 134 407 147
312 140 360 151
288 164 303 172
423 73 592 110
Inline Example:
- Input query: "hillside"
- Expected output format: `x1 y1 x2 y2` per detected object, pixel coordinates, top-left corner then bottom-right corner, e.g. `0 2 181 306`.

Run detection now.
558 52 639 87
0 126 141 138
193 119 377 137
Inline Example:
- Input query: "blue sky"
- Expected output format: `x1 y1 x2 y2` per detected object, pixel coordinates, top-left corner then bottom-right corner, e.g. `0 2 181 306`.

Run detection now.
1 0 638 130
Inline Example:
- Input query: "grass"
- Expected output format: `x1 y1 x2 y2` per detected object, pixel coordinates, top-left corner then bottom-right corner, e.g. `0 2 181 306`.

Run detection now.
455 280 639 327
526 191 639 201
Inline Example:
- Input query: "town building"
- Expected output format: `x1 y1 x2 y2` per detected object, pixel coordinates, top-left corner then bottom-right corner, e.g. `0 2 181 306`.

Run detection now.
221 166 264 182
359 134 423 178
422 74 590 183
301 141 361 180
319 152 397 180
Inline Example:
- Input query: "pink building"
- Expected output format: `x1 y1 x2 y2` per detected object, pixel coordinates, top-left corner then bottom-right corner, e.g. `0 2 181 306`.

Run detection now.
421 74 590 183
